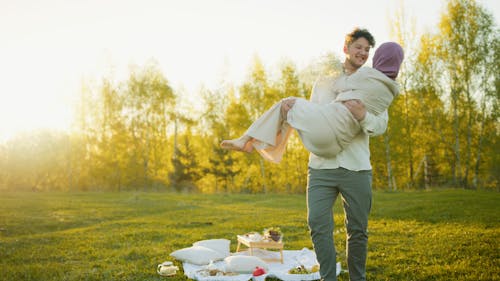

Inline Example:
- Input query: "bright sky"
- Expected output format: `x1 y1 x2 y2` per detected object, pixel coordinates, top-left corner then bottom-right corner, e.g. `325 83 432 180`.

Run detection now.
0 0 498 141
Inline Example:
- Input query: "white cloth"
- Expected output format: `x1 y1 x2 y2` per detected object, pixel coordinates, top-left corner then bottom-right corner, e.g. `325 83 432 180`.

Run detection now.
245 67 399 163
182 248 341 281
242 102 293 163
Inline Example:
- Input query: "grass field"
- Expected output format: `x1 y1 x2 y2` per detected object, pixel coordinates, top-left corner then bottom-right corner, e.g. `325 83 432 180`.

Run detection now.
0 190 498 281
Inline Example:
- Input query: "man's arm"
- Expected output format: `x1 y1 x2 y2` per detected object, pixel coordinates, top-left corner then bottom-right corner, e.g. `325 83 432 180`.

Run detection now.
359 110 388 136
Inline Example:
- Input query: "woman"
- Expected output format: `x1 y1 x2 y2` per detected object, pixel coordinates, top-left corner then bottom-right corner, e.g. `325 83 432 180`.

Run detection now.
221 42 404 163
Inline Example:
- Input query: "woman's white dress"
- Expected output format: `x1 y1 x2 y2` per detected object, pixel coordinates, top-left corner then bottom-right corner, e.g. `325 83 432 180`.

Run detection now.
244 67 400 163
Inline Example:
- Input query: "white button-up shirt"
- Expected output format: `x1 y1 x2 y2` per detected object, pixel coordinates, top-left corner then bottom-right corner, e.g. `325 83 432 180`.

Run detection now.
308 72 388 171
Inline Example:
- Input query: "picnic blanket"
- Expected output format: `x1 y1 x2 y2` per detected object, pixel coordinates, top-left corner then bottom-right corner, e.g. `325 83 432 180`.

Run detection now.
182 248 341 281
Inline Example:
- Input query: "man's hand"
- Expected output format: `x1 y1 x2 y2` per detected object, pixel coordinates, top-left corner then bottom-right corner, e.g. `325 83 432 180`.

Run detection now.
343 99 366 121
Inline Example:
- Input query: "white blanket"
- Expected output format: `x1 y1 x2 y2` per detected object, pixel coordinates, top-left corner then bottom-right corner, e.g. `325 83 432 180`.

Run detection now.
182 248 340 281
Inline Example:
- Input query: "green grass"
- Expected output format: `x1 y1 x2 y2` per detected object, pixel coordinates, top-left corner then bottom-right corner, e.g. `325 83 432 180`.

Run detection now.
0 190 498 281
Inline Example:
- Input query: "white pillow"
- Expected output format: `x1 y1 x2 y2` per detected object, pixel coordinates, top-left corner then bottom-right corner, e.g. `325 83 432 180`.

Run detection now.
170 245 225 265
193 239 231 257
224 255 269 273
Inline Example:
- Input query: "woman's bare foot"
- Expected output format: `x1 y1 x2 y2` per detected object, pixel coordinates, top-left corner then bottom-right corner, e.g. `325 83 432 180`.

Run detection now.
242 140 254 152
220 136 254 153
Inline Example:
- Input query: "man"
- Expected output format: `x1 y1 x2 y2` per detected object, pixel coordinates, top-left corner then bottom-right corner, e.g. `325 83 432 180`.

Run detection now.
305 28 382 281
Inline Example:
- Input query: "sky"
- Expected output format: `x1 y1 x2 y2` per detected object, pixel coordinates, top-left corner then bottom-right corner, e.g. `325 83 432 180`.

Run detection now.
0 0 499 141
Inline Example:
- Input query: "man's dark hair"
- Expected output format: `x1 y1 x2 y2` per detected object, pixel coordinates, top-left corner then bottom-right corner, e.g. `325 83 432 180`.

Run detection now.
345 28 375 47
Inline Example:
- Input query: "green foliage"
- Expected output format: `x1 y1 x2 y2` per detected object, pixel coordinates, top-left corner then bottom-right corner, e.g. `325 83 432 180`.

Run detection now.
0 0 498 192
0 130 71 191
169 129 201 192
433 0 498 187
68 60 176 191
0 190 498 281
374 0 499 190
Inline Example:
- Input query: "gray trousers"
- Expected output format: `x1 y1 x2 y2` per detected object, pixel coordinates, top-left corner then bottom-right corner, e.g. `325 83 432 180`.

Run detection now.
307 167 372 281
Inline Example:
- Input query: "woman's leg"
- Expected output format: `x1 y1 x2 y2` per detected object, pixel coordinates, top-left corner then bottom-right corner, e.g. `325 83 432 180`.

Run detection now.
221 98 295 155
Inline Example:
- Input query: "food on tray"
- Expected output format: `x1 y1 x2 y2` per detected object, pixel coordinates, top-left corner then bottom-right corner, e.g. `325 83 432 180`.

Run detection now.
288 264 320 274
196 269 239 277
245 232 263 241
264 227 282 242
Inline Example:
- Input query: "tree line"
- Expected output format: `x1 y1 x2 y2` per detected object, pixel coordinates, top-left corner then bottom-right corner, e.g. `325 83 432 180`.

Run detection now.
0 0 498 192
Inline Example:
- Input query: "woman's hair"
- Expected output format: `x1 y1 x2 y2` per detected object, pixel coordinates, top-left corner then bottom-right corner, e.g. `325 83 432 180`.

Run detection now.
345 27 375 47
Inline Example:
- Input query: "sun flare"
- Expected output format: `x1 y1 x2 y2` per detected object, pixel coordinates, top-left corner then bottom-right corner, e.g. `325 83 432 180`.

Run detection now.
1 0 498 142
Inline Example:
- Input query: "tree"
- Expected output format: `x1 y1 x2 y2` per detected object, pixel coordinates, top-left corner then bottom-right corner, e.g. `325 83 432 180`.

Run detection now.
472 18 499 189
196 86 241 193
72 61 176 191
435 0 497 187
169 127 200 192
386 1 419 189
124 60 176 190
2 130 70 191
238 56 275 192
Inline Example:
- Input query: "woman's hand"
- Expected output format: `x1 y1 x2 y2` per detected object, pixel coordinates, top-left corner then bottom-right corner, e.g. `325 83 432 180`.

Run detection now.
343 99 366 121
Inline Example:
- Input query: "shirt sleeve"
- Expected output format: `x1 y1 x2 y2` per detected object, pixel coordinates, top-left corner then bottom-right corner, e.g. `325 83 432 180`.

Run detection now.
358 110 388 136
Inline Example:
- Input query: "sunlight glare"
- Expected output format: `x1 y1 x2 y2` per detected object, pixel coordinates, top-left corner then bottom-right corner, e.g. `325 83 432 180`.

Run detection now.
1 0 498 143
